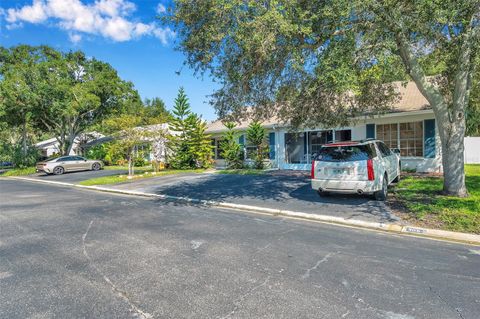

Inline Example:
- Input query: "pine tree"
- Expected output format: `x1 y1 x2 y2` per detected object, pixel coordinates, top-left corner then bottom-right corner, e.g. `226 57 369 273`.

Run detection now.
168 88 213 169
168 88 193 168
246 121 267 169
188 115 214 168
220 122 243 169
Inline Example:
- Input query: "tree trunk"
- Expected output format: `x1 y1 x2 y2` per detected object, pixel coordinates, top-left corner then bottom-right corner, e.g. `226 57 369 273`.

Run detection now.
128 150 134 177
21 121 27 157
440 117 468 197
65 133 77 156
58 138 65 156
394 32 470 197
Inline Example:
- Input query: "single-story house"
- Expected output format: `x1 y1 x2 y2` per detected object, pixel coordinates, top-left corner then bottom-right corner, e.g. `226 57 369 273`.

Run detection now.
35 132 104 158
206 81 442 173
35 124 170 163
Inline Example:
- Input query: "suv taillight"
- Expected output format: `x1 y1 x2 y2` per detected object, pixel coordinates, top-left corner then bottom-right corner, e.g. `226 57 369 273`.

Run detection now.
311 161 315 179
367 159 374 181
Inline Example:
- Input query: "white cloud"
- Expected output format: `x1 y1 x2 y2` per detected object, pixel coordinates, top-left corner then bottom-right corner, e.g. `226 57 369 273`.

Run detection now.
156 3 166 14
6 0 47 23
95 0 135 17
2 0 174 44
133 22 154 37
69 32 82 43
6 22 24 30
153 27 175 45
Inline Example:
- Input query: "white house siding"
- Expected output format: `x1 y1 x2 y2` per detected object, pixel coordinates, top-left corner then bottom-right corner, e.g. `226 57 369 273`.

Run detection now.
465 137 480 164
274 110 441 173
362 111 442 173
208 110 443 173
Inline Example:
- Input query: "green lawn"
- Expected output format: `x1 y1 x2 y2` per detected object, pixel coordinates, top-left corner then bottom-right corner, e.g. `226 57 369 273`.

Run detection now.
103 165 153 171
78 169 206 186
216 169 266 175
393 164 480 233
2 167 36 176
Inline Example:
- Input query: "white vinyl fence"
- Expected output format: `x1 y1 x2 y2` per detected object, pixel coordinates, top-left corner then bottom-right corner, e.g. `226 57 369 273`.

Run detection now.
465 137 480 164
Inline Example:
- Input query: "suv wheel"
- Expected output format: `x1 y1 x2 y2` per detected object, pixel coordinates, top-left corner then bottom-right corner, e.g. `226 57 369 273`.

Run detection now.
392 172 400 183
317 190 329 197
53 166 65 175
374 175 388 201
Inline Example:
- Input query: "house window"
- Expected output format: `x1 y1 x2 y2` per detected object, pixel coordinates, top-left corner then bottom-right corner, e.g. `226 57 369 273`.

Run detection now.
399 121 423 157
334 129 352 142
285 132 305 164
376 121 424 157
376 124 399 149
309 131 325 158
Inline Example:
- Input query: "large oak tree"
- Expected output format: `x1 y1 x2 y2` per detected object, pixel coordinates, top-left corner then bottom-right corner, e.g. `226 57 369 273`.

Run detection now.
0 45 141 157
168 0 479 197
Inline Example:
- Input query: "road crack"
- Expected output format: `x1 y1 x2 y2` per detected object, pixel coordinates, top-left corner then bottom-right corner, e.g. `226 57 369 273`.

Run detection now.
219 276 270 319
302 251 339 279
429 286 465 319
82 219 153 319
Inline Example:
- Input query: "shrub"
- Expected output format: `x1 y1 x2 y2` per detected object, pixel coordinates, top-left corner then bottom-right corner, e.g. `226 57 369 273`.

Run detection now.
220 122 244 169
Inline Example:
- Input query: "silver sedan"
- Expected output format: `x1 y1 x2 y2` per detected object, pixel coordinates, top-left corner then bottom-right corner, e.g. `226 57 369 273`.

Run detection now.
36 156 103 175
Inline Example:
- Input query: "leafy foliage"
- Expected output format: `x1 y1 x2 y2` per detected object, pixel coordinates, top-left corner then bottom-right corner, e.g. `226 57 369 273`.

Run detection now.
103 114 149 176
168 88 213 169
220 122 244 169
0 45 141 158
245 121 267 169
143 97 171 124
169 0 480 196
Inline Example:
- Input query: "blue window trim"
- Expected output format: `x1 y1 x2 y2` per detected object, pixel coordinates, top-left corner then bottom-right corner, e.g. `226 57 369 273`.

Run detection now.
269 132 276 160
239 134 245 146
366 124 375 139
424 119 436 158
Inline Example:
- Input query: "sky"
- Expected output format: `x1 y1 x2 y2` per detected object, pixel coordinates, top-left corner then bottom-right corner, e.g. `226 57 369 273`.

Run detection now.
0 0 219 121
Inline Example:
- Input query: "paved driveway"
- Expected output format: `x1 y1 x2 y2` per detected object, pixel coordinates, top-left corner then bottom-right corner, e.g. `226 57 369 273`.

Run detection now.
28 169 127 183
108 171 399 224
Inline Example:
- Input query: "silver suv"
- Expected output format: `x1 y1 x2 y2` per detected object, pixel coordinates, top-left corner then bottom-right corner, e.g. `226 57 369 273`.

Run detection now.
311 140 400 201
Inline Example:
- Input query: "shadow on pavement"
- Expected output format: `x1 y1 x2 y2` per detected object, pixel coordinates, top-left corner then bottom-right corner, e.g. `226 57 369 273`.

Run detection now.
147 172 398 223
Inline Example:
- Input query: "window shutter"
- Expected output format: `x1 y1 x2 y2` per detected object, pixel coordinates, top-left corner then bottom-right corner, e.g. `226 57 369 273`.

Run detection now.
366 124 375 139
238 134 245 146
269 132 275 159
327 130 333 143
424 119 436 158
303 133 307 155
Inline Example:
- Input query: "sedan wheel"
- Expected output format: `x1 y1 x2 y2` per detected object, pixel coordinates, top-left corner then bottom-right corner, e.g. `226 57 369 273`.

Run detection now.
53 166 64 175
92 162 101 171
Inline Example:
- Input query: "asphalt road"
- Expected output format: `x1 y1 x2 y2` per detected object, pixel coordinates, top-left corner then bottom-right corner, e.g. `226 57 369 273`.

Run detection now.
0 179 479 319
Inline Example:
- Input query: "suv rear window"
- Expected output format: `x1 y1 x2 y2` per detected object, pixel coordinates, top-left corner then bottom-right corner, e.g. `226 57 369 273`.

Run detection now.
316 144 376 162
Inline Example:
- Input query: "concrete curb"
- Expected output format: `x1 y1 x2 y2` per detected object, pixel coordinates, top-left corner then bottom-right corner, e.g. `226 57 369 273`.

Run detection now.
7 176 480 245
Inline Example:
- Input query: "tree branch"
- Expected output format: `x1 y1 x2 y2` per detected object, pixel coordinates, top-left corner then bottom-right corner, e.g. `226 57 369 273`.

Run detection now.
453 6 480 114
396 34 445 102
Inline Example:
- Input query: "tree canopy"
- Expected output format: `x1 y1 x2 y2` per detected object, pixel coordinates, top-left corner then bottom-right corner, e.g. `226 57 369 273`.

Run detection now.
143 97 171 124
168 0 480 196
0 45 142 157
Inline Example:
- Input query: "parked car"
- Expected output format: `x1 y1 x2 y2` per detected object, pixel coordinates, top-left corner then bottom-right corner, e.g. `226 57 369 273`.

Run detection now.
311 140 401 200
0 161 13 167
36 156 103 175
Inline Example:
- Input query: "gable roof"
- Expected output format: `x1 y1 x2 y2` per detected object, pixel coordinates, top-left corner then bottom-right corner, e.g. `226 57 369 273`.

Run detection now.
206 81 430 133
